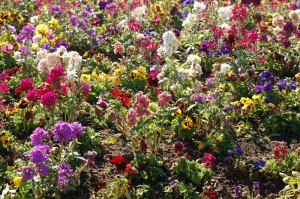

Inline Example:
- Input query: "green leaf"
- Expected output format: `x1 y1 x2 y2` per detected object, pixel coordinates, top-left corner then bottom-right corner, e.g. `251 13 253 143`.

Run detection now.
283 176 297 185
140 171 148 180
104 135 118 144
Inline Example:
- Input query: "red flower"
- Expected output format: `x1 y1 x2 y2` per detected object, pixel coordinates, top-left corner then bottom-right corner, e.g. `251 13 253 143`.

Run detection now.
202 153 216 167
94 180 106 192
25 111 33 120
274 147 287 159
109 88 121 99
19 99 29 109
141 140 147 154
174 142 184 156
110 156 129 172
146 70 161 87
14 87 22 98
126 181 132 185
118 91 130 106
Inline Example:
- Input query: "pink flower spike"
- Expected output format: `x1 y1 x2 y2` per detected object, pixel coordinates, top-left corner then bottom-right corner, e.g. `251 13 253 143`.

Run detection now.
1 44 13 52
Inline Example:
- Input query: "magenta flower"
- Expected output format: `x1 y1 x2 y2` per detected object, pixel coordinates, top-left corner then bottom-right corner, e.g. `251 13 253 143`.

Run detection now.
202 153 216 167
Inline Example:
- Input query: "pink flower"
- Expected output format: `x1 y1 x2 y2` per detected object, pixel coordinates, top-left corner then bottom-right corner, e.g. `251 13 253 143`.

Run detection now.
20 78 34 93
47 65 65 84
0 82 9 96
157 92 172 106
258 57 266 63
114 42 124 54
25 88 39 102
128 20 140 31
1 44 13 52
125 108 139 126
0 70 11 81
81 81 91 97
151 15 160 25
97 94 109 108
40 91 57 110
202 153 216 167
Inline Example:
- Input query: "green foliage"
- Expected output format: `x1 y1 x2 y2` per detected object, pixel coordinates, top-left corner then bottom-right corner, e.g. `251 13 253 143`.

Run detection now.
163 180 203 199
202 130 233 156
97 176 131 198
136 184 153 199
130 152 165 181
77 127 102 154
173 156 211 185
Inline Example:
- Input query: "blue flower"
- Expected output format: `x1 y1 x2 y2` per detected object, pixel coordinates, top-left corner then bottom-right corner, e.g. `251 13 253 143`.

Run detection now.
182 11 189 18
278 79 286 92
265 94 272 103
42 43 51 50
253 160 265 170
255 85 262 94
199 40 210 55
289 81 297 90
262 83 272 92
234 147 243 155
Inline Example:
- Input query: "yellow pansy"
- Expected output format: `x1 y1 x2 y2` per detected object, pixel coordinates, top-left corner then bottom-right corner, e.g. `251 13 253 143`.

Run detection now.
219 84 226 90
102 24 106 31
35 24 49 36
111 77 122 85
171 108 182 117
102 72 109 80
194 141 205 150
130 70 139 78
252 95 262 106
240 97 251 104
244 100 254 109
81 74 91 82
114 69 122 76
48 17 59 28
181 117 193 129
296 73 300 83
92 71 98 78
230 101 240 105
9 177 22 189
138 66 146 78
0 133 9 148
40 37 49 46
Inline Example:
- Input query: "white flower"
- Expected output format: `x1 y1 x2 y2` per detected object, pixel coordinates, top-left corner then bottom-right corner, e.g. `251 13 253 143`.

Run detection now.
185 87 193 95
14 51 21 59
67 69 78 79
178 68 190 81
192 81 202 92
57 46 67 55
162 31 178 56
1 184 16 199
272 12 284 27
37 59 49 73
220 63 232 74
131 6 146 21
157 46 167 57
33 34 42 43
289 10 300 25
193 1 206 13
47 52 60 67
218 6 233 21
220 23 231 36
37 49 47 60
30 16 39 24
187 54 201 65
182 13 198 29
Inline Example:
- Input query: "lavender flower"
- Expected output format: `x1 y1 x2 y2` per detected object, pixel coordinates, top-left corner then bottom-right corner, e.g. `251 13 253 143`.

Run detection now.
31 127 49 146
49 5 62 19
20 165 36 181
99 1 107 9
36 162 49 176
235 185 242 198
190 93 205 103
29 145 50 163
84 150 97 168
70 122 83 140
53 121 72 142
289 81 297 90
234 147 243 155
58 163 73 191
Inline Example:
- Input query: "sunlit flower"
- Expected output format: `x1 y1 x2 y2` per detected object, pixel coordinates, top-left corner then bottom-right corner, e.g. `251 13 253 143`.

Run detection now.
81 74 91 82
111 77 122 85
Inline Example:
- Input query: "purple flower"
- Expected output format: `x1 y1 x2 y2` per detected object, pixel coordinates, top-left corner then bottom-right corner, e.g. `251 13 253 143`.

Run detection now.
48 33 55 40
49 5 62 19
69 16 78 26
29 145 50 163
253 182 261 196
199 40 210 55
278 79 286 92
99 1 107 9
84 150 97 168
282 38 291 48
150 65 160 71
95 107 103 115
58 163 73 191
235 186 242 198
289 81 297 90
42 43 51 50
265 94 272 103
262 83 272 92
70 122 83 139
53 121 72 142
173 29 181 38
190 93 206 103
54 41 69 48
227 150 233 156
182 11 189 18
206 78 215 87
31 127 49 146
255 85 262 94
36 162 49 176
234 147 243 155
207 92 219 100
253 160 265 170
20 165 36 181
223 101 233 112
87 28 95 37
170 7 179 15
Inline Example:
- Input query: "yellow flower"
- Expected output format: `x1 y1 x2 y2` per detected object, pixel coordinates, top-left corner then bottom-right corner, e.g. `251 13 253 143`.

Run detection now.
92 71 98 78
48 17 59 28
240 97 251 104
194 118 201 128
252 95 262 106
244 100 254 109
224 70 233 77
181 117 193 129
138 66 146 78
81 74 91 82
111 77 122 85
83 51 89 58
35 24 49 36
296 73 300 83
217 135 223 142
114 69 122 76
194 141 205 150
219 84 226 90
171 108 182 117
5 109 11 118
0 133 9 148
130 70 139 78
102 72 109 80
9 177 22 189
102 24 106 31
7 165 16 171
230 101 240 105
40 37 49 46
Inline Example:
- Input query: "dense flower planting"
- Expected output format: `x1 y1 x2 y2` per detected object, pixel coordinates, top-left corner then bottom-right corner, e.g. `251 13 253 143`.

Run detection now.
1 0 300 198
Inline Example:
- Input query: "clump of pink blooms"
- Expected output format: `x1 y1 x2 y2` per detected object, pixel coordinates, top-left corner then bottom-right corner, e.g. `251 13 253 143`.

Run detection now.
157 92 172 106
125 91 150 126
0 82 9 97
202 153 216 167
20 78 34 93
114 42 124 54
40 91 57 110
